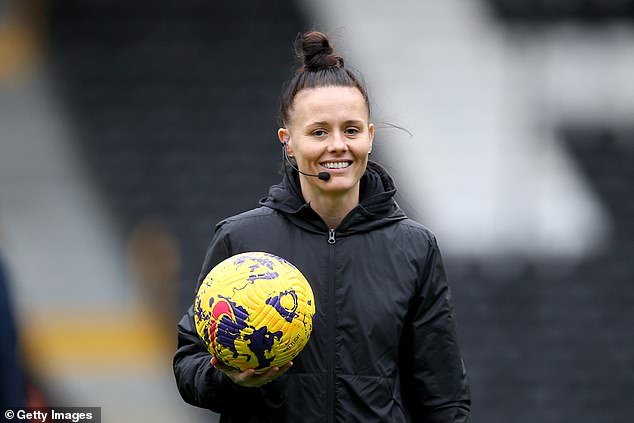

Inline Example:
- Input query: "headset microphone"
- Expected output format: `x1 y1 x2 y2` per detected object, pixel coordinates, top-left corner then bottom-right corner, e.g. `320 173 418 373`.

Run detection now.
282 142 331 181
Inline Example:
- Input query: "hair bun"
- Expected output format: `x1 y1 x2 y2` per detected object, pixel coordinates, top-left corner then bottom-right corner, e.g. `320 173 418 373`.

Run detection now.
299 31 344 71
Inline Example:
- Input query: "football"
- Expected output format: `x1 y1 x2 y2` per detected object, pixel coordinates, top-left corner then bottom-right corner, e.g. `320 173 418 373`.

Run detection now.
194 251 315 372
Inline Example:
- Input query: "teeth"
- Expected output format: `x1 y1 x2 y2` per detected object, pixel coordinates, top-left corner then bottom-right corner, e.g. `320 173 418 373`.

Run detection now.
322 161 350 169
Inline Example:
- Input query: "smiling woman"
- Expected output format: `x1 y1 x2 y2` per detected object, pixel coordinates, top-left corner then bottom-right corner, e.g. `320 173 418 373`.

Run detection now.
278 85 374 228
173 31 471 422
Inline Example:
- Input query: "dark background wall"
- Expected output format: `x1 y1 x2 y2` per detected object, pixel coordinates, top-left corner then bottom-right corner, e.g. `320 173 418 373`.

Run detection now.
47 1 306 311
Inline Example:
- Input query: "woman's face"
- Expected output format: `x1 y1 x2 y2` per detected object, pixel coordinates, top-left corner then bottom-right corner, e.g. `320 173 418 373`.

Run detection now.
279 86 374 201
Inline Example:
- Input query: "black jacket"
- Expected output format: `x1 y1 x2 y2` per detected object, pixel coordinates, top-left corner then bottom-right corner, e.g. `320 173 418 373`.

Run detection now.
173 162 471 422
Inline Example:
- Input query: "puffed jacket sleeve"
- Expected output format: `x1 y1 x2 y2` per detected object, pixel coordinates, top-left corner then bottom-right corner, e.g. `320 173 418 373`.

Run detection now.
173 305 243 411
172 222 285 413
401 235 471 422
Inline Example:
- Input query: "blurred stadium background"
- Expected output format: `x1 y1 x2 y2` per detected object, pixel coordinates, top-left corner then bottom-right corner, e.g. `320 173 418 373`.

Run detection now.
1 0 633 422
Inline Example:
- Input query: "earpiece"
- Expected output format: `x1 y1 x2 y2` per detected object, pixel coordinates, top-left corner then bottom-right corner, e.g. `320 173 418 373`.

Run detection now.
282 139 293 157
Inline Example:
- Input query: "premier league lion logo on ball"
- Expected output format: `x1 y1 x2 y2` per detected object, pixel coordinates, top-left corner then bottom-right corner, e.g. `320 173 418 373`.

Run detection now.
194 252 316 372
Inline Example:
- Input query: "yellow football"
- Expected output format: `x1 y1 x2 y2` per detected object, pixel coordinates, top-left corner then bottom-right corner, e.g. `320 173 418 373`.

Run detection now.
194 252 315 371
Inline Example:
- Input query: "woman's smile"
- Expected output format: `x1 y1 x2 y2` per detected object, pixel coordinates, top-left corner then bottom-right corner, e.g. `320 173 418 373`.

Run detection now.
320 160 352 170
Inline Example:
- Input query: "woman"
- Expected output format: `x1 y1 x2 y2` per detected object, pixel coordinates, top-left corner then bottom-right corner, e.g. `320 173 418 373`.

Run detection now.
173 31 471 422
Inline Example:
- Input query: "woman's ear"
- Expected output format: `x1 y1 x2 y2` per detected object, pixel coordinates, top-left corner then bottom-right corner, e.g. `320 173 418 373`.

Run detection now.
368 123 375 154
278 128 289 145
278 128 292 156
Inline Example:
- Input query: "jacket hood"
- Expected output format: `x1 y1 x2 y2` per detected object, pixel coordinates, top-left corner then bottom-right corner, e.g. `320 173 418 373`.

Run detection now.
260 161 407 234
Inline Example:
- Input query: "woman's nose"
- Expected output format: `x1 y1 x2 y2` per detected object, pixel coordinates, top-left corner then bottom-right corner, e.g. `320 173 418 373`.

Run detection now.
327 131 348 152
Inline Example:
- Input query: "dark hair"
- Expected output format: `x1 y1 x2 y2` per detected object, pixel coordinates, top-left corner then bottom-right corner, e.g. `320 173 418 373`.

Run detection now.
279 31 370 126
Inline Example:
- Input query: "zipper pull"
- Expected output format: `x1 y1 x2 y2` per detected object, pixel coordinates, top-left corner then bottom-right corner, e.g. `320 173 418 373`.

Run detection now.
328 229 336 245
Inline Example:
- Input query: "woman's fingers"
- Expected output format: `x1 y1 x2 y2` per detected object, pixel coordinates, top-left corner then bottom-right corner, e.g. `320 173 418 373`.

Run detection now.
210 357 293 387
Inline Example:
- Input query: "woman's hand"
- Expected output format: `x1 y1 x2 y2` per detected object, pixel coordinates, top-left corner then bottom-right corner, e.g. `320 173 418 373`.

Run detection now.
211 357 293 388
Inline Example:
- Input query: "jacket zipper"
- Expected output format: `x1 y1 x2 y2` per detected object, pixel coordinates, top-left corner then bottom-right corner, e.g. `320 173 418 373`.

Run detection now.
326 228 336 422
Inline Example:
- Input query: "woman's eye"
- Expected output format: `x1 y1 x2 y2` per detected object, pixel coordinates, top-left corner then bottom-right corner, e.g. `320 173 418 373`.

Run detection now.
312 129 327 137
345 127 360 135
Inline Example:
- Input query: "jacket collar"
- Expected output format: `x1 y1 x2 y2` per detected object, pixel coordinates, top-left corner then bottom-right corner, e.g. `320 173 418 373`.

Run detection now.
260 161 407 234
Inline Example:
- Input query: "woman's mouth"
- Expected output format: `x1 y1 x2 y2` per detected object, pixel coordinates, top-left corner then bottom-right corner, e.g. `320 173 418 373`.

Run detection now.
320 161 352 170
